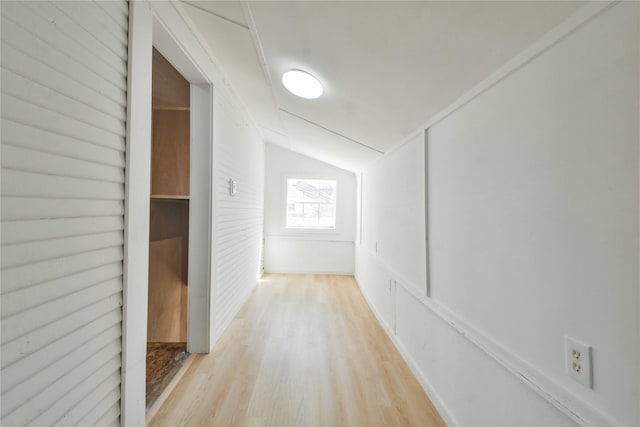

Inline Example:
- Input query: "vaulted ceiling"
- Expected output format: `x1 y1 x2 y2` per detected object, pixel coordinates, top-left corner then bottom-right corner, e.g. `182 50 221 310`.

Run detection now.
179 1 584 171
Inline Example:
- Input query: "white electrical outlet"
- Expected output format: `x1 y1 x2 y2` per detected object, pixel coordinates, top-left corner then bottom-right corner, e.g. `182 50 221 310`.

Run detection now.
565 336 592 388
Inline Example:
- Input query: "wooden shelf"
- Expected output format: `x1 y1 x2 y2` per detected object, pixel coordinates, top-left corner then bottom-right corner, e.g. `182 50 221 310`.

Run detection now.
151 194 189 201
153 106 190 111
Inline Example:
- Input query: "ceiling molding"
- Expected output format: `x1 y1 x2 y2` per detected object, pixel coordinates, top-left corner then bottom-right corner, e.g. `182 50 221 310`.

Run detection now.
259 124 288 137
182 1 249 29
241 1 273 86
242 1 287 133
280 109 384 155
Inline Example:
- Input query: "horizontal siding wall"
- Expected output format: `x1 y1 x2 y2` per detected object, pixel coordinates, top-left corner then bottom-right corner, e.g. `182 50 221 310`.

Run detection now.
1 1 128 426
212 100 265 341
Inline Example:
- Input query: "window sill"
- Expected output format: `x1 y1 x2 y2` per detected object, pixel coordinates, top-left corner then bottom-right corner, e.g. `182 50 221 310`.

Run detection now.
284 227 339 234
265 234 354 243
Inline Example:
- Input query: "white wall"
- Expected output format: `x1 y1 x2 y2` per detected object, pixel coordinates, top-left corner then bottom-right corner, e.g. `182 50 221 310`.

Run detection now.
264 143 356 274
356 2 639 426
361 132 427 295
210 97 265 343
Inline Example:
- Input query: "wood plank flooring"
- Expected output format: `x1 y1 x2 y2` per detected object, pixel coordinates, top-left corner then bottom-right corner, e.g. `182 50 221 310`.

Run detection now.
148 274 445 427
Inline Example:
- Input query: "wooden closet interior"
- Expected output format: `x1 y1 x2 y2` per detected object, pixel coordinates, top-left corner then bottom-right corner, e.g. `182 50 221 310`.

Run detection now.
146 48 190 410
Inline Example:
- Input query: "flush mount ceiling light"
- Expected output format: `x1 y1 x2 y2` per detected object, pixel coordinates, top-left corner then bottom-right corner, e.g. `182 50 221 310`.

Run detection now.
281 69 323 99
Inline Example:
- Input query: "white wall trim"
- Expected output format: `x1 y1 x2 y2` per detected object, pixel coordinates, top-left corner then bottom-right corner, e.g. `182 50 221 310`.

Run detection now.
353 266 457 427
187 83 214 353
171 0 264 136
264 270 354 276
265 235 354 243
267 143 358 176
355 244 621 427
372 0 617 165
360 243 426 299
121 2 153 426
152 14 208 85
423 128 431 298
358 172 363 245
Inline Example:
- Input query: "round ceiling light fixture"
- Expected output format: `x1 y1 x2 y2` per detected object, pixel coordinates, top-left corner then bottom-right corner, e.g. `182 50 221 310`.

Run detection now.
281 69 323 99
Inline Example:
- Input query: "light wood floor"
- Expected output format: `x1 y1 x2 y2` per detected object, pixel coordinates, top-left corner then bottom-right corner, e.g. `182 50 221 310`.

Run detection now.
148 274 445 427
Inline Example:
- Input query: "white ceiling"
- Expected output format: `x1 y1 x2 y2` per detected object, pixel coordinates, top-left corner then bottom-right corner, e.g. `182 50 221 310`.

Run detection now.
180 1 584 172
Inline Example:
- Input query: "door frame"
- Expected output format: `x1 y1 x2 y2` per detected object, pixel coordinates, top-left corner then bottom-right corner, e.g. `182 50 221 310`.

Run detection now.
122 2 214 425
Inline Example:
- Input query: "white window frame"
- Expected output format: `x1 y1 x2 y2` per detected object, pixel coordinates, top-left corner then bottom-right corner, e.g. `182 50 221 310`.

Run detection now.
282 175 340 235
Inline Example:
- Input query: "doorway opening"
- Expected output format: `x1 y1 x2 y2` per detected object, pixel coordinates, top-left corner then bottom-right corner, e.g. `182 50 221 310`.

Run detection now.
146 47 191 410
122 8 214 424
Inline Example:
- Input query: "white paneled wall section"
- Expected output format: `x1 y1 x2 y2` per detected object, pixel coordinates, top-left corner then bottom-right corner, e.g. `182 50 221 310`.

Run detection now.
356 2 639 426
1 1 128 426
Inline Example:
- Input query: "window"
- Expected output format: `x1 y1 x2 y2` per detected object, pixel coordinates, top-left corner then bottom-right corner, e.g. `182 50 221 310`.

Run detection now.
286 178 337 229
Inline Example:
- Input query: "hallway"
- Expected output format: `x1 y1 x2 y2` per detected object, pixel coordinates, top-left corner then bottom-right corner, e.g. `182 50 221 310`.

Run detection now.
148 274 445 426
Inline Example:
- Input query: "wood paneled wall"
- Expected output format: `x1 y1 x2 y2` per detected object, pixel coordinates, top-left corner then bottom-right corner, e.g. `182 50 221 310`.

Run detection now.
150 201 189 283
152 48 189 110
151 110 190 197
147 238 187 342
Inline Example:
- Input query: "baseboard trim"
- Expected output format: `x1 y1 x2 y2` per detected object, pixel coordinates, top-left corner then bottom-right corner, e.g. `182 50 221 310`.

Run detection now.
356 245 621 427
263 270 354 276
354 273 458 427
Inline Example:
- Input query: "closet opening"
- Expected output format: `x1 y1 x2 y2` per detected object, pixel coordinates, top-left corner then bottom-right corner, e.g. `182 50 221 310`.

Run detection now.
146 47 191 411
122 11 214 423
